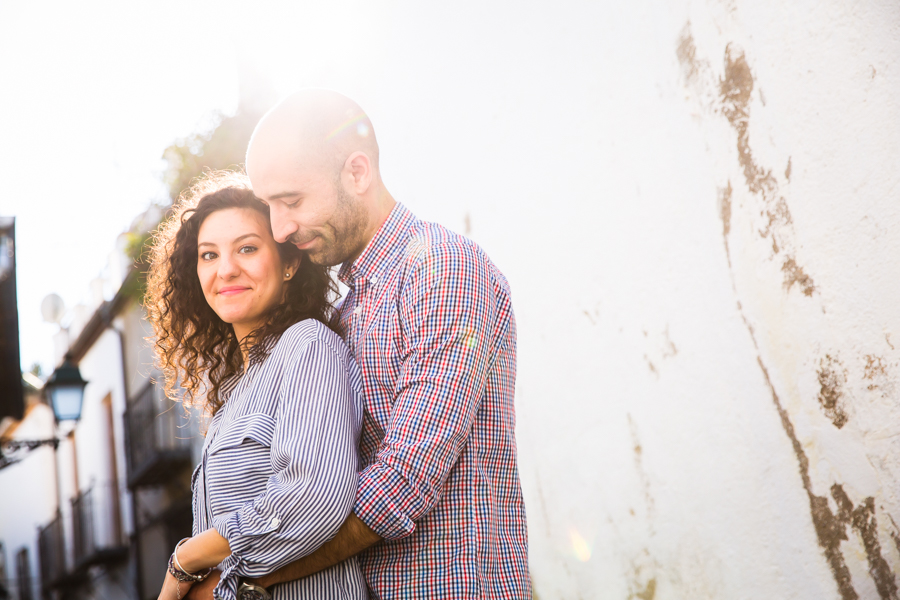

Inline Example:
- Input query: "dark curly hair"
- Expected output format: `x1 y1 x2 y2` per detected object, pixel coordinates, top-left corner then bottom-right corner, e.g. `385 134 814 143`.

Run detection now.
146 171 338 417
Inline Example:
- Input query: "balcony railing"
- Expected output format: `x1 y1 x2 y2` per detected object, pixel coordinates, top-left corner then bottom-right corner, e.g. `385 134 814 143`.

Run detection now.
71 484 128 570
37 513 66 590
124 382 192 488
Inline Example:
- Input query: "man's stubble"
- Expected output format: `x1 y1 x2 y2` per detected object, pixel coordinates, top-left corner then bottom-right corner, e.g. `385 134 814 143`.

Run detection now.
296 178 368 267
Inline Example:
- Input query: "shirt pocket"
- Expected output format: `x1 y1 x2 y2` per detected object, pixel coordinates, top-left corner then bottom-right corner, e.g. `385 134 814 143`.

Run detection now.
208 413 276 455
206 413 277 515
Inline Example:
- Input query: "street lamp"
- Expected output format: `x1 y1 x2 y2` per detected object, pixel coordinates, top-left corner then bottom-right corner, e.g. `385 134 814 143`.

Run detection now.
45 357 88 423
0 357 87 469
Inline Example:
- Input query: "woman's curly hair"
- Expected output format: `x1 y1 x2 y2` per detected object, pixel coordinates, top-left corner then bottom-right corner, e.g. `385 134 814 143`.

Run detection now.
145 170 338 417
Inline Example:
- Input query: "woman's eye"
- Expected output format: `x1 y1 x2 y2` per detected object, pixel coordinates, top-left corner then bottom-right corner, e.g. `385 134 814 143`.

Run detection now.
238 245 258 255
200 251 217 261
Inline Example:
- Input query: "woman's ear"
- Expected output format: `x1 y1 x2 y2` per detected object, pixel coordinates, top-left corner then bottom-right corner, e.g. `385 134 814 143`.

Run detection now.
284 257 302 281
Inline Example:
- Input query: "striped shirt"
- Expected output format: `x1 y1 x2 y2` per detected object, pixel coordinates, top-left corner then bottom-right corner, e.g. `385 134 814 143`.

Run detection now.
337 203 531 599
191 320 368 600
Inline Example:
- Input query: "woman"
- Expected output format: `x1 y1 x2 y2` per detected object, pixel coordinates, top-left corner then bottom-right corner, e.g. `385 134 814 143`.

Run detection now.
146 172 367 600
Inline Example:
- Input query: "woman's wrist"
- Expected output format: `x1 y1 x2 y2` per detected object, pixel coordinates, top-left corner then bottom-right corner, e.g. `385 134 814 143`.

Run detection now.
175 528 233 574
175 537 205 574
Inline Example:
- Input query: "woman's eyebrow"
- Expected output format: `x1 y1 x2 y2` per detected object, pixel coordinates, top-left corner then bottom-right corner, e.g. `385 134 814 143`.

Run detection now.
198 232 262 248
232 232 263 243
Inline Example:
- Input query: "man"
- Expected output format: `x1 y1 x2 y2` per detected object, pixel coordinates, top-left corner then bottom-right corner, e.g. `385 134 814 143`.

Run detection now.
191 89 531 599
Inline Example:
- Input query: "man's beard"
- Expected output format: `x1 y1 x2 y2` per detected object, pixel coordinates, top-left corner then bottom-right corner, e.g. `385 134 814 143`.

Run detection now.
292 180 367 267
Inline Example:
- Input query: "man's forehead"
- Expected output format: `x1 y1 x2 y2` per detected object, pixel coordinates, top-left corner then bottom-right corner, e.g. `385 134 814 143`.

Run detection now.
250 157 330 200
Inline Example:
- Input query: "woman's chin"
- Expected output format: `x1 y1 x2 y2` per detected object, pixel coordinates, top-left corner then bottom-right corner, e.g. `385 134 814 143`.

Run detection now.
214 310 248 326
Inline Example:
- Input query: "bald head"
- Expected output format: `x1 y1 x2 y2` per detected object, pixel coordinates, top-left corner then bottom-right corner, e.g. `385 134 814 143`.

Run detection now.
247 89 379 181
245 90 395 268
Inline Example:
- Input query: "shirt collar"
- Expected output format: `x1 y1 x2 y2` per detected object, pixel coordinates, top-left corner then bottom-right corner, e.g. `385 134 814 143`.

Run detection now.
338 202 415 285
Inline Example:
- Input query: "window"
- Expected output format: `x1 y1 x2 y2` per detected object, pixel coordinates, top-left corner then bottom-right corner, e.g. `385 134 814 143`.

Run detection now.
14 548 31 600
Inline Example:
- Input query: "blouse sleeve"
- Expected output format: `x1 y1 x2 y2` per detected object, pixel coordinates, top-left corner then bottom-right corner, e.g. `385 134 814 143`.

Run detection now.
211 331 362 596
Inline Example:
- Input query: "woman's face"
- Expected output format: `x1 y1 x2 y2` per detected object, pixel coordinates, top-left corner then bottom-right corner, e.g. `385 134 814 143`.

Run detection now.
196 207 290 341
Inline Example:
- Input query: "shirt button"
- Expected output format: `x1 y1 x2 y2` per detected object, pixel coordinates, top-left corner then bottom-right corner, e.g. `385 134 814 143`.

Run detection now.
353 306 362 315
371 276 378 284
270 517 280 528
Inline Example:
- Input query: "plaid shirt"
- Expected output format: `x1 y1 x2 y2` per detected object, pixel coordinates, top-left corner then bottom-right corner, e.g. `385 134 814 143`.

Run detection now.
337 203 531 599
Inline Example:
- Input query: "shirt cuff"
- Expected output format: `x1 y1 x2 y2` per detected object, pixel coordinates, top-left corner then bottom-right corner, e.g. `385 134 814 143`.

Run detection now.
211 562 239 600
353 465 417 540
212 504 283 557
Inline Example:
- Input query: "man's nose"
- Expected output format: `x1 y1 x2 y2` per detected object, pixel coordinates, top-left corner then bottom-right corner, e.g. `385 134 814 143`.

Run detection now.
269 204 299 243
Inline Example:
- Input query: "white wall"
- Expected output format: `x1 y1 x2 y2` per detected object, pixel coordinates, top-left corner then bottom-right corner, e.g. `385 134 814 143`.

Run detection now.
76 327 133 540
0 403 58 600
345 0 900 597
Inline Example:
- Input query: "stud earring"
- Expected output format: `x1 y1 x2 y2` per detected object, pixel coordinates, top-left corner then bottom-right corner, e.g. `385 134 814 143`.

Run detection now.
285 272 291 279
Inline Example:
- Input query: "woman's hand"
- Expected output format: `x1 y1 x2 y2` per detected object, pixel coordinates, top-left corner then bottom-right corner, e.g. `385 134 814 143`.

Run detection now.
158 571 194 600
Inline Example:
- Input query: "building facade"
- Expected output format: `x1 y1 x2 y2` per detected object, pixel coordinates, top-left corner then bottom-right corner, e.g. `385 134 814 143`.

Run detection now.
0 268 201 600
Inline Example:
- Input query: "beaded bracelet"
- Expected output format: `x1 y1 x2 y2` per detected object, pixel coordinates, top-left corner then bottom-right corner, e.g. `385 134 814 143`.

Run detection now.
167 553 212 583
167 538 214 583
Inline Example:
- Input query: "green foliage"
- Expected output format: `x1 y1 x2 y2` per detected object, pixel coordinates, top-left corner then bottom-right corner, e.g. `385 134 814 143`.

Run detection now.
124 229 154 265
121 228 155 303
121 106 267 304
161 109 266 202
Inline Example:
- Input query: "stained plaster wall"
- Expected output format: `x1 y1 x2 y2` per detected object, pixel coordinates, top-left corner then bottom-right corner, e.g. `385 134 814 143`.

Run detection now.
4 0 895 597
358 0 900 597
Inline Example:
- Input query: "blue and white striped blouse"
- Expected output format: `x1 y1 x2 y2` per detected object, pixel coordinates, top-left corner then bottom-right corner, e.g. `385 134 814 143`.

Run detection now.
191 319 367 600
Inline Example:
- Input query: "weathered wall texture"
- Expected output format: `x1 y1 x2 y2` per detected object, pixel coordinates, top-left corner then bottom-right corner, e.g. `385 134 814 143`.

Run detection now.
367 0 900 597
486 1 900 598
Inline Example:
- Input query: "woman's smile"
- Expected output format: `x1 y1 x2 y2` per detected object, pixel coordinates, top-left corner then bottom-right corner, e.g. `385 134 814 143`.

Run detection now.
218 285 251 296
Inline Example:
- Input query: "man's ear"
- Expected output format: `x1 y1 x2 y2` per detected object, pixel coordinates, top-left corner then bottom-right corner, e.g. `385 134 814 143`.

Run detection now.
343 151 373 195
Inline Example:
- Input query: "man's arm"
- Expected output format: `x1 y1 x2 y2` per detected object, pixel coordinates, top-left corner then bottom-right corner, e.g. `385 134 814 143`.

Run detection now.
254 513 381 587
186 511 381 598
255 243 495 591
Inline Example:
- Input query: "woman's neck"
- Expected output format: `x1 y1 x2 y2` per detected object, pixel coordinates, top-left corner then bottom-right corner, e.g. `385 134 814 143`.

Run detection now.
232 321 261 369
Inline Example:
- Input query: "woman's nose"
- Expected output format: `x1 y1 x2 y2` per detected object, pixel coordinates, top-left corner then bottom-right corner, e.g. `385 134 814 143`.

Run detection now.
217 255 240 279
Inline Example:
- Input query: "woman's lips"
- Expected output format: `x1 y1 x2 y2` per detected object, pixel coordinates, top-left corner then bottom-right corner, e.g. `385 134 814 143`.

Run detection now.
218 286 249 296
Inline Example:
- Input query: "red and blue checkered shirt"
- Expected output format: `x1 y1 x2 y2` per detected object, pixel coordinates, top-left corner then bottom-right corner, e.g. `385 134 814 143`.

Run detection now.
337 203 531 599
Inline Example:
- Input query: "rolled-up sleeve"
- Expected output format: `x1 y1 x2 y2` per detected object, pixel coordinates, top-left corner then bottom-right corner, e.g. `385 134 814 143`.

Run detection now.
213 335 361 594
353 242 498 540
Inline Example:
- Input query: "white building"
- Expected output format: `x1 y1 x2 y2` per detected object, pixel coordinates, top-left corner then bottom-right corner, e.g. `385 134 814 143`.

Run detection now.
0 376 57 600
0 261 200 600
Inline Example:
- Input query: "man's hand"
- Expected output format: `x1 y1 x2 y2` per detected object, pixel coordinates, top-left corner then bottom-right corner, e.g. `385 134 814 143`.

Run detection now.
184 570 221 600
253 513 381 588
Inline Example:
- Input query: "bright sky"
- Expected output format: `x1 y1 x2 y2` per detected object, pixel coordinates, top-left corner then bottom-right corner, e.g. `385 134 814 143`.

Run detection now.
2 0 608 375
0 0 417 373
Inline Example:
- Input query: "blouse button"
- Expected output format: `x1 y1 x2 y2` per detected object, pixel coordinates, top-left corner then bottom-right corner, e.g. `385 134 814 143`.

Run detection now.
270 517 281 528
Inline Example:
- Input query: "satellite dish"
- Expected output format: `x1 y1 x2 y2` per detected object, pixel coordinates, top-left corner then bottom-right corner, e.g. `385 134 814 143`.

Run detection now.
41 293 66 324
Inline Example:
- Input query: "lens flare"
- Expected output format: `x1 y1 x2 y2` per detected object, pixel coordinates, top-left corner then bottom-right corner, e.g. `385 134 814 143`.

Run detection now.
325 113 369 141
569 528 592 562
